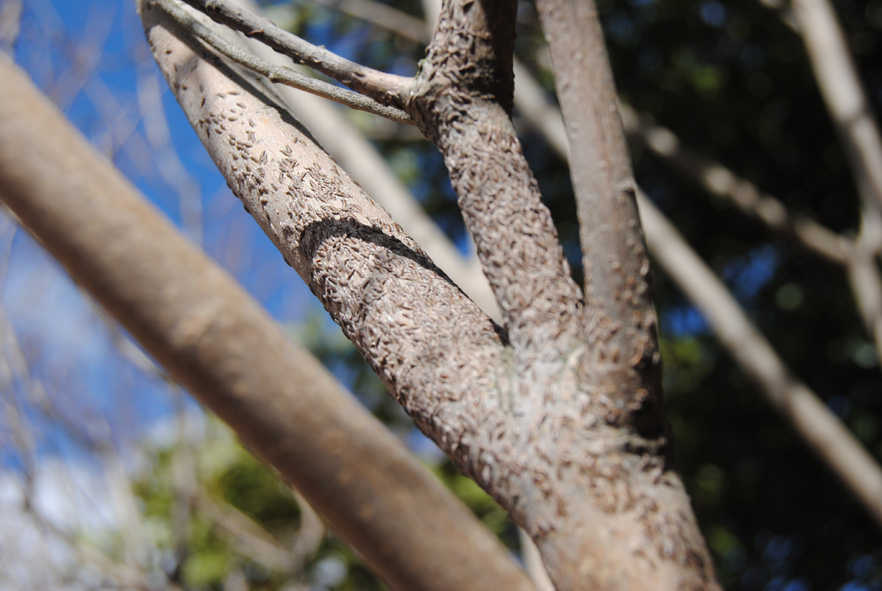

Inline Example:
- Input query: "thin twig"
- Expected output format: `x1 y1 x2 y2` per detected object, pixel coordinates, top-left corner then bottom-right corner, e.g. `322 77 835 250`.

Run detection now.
789 0 882 217
638 192 882 528
176 0 412 109
784 0 882 369
306 0 426 43
153 0 413 124
619 106 851 265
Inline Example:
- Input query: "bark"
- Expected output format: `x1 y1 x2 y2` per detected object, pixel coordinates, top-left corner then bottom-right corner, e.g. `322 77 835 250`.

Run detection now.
0 55 534 591
535 0 658 383
141 0 721 588
409 1 718 589
511 36 882 532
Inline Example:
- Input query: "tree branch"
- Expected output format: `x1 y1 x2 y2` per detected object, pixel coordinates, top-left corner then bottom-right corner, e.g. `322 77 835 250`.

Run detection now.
0 55 535 591
176 0 411 109
535 0 659 394
638 194 882 528
786 0 882 370
790 0 882 218
406 2 717 589
620 106 851 266
408 0 582 352
153 0 411 123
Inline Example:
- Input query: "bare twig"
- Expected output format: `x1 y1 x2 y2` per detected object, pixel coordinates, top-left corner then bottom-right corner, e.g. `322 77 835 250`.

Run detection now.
638 193 882 528
196 487 297 572
0 0 22 54
784 0 882 369
308 0 426 43
152 0 412 123
136 61 205 243
846 228 882 366
789 0 882 218
173 0 412 109
620 106 851 265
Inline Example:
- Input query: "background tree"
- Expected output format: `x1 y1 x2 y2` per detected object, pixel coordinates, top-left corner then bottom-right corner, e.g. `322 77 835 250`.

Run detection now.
0 0 881 590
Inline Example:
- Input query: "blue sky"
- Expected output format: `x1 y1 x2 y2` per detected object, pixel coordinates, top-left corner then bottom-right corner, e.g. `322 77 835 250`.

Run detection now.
4 0 323 464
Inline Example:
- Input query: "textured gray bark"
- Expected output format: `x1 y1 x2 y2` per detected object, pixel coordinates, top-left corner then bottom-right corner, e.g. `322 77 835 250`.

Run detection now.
0 55 534 591
140 0 721 588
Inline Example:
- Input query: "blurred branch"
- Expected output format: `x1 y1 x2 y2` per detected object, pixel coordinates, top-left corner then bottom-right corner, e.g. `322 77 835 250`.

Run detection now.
308 0 426 42
28 0 116 110
289 491 325 573
620 106 851 265
196 486 298 573
0 0 21 54
846 230 882 368
785 0 882 369
136 61 205 243
151 0 411 123
0 56 534 591
196 487 325 578
638 193 882 529
789 0 882 219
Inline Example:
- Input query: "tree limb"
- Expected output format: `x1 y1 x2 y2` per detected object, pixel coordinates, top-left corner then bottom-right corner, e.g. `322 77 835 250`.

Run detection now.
176 0 411 109
535 0 659 390
786 0 882 369
0 54 535 591
405 1 717 589
154 0 411 123
790 0 882 218
619 106 850 266
638 194 882 529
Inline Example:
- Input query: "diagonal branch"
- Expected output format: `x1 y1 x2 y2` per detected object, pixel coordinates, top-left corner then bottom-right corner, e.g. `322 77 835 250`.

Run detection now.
786 0 882 369
153 0 411 123
0 55 535 591
638 194 882 528
789 0 882 217
620 106 851 265
176 0 411 109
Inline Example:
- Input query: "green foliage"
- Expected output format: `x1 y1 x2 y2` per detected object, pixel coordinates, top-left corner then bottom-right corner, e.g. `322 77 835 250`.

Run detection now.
133 410 521 590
